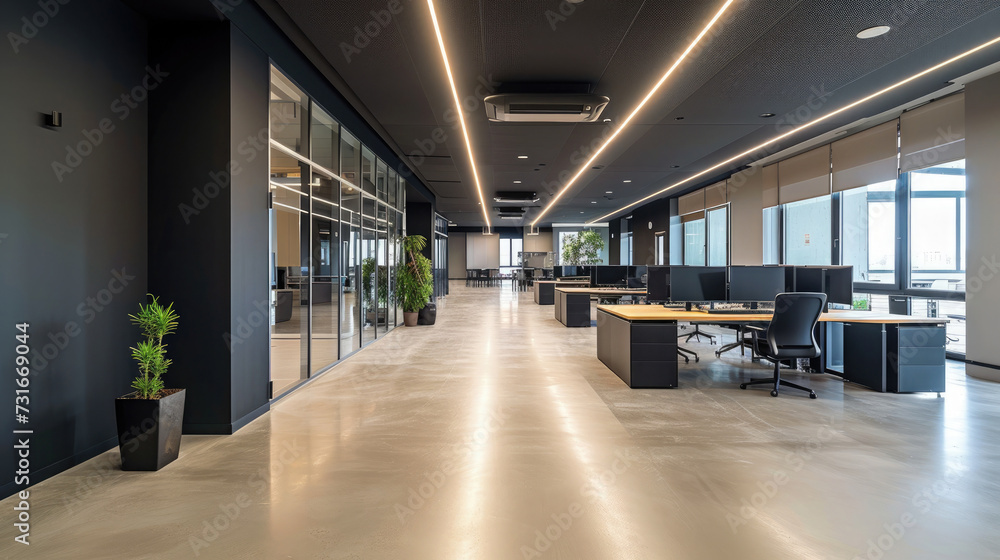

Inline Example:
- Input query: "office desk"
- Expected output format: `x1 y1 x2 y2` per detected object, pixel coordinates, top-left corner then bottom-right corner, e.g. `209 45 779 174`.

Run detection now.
533 280 590 305
554 287 647 327
596 306 947 392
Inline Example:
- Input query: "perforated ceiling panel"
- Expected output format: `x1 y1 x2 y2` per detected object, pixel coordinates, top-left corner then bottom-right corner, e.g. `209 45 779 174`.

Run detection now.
272 0 1000 227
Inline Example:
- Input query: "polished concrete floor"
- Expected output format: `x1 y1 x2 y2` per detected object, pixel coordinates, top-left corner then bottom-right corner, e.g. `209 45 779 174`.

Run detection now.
3 282 999 559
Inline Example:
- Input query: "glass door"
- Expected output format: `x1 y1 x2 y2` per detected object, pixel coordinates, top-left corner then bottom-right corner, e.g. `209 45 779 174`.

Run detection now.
340 184 361 356
310 171 339 374
269 154 310 397
361 196 377 345
377 203 389 337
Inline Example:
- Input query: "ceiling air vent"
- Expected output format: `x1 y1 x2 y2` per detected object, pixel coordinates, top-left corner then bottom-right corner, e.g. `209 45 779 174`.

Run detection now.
484 93 610 123
494 191 540 203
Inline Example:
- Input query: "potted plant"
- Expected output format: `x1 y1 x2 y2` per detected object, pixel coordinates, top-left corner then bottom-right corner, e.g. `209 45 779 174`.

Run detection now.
396 234 434 326
114 295 185 471
361 257 389 325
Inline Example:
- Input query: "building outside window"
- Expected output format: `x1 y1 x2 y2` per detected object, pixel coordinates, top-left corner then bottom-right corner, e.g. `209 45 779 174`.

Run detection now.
783 195 832 265
841 179 896 284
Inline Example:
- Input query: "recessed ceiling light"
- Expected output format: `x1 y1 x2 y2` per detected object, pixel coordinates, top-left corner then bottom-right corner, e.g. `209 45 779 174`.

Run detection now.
606 191 613 194
623 179 632 183
513 180 522 184
602 118 612 123
591 33 1000 223
580 211 585 214
857 26 891 39
426 0 490 232
759 112 776 118
517 155 528 159
529 0 736 227
591 201 597 204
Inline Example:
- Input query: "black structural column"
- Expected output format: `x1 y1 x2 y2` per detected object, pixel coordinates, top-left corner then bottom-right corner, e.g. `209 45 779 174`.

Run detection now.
148 21 270 434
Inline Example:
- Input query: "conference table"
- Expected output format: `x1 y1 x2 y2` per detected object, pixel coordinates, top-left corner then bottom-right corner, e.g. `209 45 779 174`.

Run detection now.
553 287 647 327
595 305 948 393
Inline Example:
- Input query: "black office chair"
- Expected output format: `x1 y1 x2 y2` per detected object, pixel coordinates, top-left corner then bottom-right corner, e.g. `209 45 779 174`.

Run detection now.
739 292 826 398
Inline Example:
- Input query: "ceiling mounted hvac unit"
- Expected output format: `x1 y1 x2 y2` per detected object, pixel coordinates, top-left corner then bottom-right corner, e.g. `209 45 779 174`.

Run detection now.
484 93 610 123
493 206 525 218
494 191 540 203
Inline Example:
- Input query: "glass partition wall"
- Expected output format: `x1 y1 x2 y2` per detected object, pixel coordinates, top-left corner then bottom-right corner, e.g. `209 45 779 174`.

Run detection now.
269 65 407 398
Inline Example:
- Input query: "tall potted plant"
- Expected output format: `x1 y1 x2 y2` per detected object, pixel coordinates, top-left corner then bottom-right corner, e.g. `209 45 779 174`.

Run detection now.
561 229 605 265
115 295 185 471
396 234 434 326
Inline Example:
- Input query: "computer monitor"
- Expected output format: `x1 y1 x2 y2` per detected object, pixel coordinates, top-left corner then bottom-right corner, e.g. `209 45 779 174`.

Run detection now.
593 265 628 287
825 266 854 305
728 266 786 302
627 265 647 281
793 266 825 293
646 266 670 302
669 266 727 302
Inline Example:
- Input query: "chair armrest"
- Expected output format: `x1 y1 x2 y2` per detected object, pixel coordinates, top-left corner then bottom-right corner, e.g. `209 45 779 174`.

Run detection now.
743 324 767 334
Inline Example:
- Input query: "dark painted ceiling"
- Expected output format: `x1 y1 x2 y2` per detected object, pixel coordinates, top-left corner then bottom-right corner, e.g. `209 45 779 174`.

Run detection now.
266 0 1000 226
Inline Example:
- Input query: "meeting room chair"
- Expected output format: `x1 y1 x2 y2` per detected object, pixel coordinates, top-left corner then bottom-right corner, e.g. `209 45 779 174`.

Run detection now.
739 292 826 398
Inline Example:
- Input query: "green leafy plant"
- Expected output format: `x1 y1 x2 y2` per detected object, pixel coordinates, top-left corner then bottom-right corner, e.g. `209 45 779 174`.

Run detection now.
561 230 605 265
361 257 390 310
396 235 434 313
128 295 179 399
852 297 870 311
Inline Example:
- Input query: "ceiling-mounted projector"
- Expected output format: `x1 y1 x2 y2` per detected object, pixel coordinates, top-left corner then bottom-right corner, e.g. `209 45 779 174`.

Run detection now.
484 93 610 123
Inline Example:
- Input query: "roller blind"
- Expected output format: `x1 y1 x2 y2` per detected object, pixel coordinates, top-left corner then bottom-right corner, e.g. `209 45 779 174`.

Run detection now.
681 210 705 223
762 164 778 208
778 145 830 204
900 93 965 172
704 179 727 208
678 189 705 215
832 121 899 192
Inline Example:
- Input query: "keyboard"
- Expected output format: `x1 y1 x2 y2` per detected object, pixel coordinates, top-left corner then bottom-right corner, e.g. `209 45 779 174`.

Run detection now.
703 308 772 315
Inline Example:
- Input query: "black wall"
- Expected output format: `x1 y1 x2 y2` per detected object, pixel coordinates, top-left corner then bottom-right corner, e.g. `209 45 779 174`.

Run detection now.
631 198 671 266
608 218 621 265
0 0 149 497
148 21 269 434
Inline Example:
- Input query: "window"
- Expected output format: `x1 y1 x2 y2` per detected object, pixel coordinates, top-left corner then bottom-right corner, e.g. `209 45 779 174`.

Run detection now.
500 237 523 274
909 160 965 290
783 195 832 265
841 179 896 284
707 206 728 266
620 232 633 265
683 218 705 265
762 206 780 265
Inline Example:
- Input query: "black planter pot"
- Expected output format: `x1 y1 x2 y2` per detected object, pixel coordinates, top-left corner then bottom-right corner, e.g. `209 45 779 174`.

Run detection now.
115 389 186 471
417 302 437 325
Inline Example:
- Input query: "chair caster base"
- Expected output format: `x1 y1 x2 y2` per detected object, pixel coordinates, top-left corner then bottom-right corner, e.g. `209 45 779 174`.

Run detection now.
739 384 746 390
695 356 700 362
770 389 779 397
809 392 817 399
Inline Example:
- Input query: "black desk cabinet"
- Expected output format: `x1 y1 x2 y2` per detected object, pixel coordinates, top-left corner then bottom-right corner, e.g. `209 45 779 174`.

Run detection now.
841 323 946 393
555 290 592 327
597 310 678 388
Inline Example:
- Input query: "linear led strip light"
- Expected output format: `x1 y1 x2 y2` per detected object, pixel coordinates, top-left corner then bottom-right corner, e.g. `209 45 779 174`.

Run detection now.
530 0 736 227
427 0 491 232
592 34 1000 223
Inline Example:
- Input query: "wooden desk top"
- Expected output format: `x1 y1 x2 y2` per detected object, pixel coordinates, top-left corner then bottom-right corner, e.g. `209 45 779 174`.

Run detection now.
555 287 647 295
596 305 949 324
